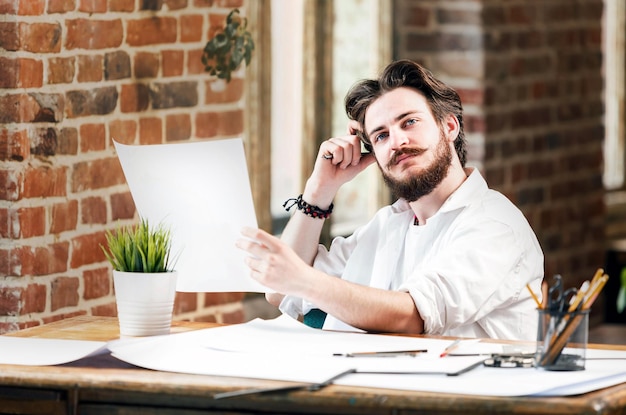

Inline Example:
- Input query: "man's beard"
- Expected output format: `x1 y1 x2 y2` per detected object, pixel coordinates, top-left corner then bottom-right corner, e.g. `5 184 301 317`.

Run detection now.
379 134 452 202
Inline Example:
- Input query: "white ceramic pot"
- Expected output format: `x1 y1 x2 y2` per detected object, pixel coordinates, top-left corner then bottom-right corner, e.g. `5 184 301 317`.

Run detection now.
113 270 178 337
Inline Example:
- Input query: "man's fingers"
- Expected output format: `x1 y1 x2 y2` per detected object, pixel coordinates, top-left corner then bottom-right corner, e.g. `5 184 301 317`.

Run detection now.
347 120 361 135
239 227 281 253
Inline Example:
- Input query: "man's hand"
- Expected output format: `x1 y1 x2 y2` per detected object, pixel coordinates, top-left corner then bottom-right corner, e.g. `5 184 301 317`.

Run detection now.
305 121 376 207
236 227 317 297
236 226 424 334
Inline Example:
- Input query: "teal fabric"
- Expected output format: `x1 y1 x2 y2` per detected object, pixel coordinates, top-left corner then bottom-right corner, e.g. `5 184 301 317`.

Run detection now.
303 308 327 329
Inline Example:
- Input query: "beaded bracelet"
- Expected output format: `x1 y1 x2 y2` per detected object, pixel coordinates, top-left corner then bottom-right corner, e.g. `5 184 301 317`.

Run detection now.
283 194 333 219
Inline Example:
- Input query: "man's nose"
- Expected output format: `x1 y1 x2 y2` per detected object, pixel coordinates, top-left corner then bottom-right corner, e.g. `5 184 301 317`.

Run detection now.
389 127 409 149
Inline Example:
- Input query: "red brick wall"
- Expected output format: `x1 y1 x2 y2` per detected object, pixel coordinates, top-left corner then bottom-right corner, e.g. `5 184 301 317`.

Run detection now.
1 0 609 333
394 0 606 322
0 0 248 333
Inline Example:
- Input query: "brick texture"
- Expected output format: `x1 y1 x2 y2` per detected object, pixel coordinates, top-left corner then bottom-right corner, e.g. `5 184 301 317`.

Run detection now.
395 0 606 323
0 3 249 333
2 0 607 333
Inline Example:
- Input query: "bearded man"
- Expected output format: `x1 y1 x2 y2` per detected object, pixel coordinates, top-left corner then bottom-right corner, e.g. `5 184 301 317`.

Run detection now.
236 60 544 340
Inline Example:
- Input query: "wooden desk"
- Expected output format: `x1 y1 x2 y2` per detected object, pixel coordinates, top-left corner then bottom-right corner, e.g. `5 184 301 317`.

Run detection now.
2 316 626 415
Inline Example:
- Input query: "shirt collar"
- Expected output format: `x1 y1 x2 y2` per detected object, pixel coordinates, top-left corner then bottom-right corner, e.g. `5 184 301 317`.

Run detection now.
439 167 488 213
390 167 488 214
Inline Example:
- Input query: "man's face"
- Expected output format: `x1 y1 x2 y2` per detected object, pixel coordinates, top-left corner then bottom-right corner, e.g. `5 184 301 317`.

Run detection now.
364 87 453 202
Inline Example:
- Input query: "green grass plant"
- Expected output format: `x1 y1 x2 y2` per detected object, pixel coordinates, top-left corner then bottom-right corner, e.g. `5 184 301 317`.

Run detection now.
102 218 176 273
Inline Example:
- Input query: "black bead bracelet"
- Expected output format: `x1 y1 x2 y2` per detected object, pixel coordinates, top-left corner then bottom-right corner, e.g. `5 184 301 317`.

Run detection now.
283 194 333 219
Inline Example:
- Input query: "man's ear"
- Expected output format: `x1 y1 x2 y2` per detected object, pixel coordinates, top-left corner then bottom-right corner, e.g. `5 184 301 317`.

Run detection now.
443 114 460 142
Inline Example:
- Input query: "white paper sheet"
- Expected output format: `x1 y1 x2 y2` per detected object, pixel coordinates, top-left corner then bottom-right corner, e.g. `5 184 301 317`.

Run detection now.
193 315 479 359
108 316 626 397
113 138 267 293
108 315 486 377
336 352 626 397
0 336 107 366
3 316 626 397
109 332 358 383
109 315 492 382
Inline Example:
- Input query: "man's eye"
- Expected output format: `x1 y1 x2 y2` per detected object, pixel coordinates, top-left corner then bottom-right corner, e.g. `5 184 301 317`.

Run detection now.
375 132 388 142
405 118 417 126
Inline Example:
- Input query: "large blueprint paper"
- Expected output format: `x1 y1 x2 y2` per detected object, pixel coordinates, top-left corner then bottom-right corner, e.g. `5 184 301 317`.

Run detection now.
114 138 267 293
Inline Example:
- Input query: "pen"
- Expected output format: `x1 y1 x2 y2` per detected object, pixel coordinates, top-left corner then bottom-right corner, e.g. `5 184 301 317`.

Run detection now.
333 349 427 358
440 339 462 358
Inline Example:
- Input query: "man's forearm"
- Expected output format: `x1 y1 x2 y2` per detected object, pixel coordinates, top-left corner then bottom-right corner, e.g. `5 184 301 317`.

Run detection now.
305 270 425 334
270 181 335 309
266 211 326 308
280 210 326 265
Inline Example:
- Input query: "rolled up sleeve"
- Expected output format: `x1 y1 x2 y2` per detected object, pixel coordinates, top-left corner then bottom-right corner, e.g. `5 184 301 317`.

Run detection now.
400 218 538 336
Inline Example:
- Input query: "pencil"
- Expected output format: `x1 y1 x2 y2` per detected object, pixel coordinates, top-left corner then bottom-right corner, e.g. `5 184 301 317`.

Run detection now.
590 268 604 286
440 339 461 358
334 349 428 358
526 283 542 309
582 274 609 310
567 280 589 312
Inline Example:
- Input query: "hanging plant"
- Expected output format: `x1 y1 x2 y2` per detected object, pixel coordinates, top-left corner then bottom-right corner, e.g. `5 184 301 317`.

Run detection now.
202 8 255 82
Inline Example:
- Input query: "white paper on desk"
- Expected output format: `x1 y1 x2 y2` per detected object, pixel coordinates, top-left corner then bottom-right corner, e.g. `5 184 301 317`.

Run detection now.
108 316 626 397
114 138 268 293
0 336 107 366
335 347 626 397
195 315 466 359
108 330 357 384
445 340 534 356
109 315 487 378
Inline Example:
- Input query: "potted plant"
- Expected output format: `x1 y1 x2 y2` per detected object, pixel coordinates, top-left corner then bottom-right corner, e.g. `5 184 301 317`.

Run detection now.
102 218 178 337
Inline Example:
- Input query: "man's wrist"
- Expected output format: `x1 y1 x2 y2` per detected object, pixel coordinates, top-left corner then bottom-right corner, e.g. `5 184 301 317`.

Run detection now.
283 195 333 219
302 180 336 209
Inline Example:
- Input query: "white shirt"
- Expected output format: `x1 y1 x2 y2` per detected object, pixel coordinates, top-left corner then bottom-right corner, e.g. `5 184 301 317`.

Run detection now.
280 168 544 340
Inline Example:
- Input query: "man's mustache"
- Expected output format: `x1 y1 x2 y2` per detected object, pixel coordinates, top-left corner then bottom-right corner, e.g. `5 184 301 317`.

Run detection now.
387 146 428 169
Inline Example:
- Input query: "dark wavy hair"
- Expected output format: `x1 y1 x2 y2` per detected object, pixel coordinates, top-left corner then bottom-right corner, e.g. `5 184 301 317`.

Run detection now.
345 60 467 166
